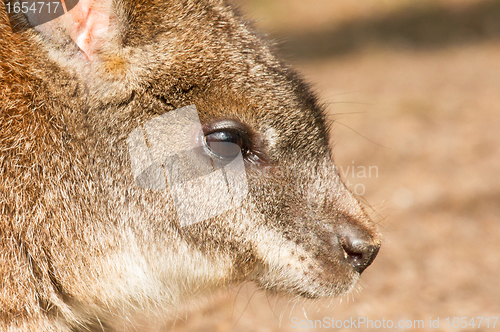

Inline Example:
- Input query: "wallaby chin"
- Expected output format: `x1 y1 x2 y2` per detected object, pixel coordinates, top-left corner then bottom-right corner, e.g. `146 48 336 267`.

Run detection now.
1 0 380 330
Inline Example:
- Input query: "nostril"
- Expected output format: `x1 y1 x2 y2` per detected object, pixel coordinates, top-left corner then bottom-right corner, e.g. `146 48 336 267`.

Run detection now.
341 238 380 274
342 243 364 265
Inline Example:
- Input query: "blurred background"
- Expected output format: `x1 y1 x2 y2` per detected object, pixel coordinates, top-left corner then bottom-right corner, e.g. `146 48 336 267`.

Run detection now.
169 0 500 331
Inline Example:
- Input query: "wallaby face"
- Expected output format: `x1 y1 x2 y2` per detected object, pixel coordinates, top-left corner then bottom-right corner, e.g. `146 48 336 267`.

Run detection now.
1 0 380 330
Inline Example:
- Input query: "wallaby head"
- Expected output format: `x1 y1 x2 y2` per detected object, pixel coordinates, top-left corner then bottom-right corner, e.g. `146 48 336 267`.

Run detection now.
1 0 380 330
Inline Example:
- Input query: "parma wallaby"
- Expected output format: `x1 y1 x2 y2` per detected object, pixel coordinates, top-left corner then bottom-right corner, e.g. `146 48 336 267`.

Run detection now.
0 0 380 330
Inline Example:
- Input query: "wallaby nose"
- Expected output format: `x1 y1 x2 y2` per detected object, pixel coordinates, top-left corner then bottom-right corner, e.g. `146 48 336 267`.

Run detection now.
339 230 380 274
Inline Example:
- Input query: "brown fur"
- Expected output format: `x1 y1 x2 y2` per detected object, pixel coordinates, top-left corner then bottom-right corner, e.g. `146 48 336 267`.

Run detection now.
0 0 380 330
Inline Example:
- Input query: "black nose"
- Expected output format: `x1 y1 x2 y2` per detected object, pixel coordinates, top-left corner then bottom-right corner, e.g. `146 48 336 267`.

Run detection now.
339 231 380 274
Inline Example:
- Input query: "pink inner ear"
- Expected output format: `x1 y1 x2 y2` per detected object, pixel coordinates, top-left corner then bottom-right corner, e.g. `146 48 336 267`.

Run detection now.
65 0 112 59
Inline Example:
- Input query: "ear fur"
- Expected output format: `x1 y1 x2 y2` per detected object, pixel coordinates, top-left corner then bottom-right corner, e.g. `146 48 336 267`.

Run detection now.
33 0 115 60
66 0 113 59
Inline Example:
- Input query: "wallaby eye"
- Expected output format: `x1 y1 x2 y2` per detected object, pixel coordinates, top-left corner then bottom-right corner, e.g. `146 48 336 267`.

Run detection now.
204 130 248 160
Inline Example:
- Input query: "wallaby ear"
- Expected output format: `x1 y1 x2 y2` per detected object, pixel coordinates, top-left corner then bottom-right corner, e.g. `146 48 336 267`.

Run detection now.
31 0 115 60
65 0 114 59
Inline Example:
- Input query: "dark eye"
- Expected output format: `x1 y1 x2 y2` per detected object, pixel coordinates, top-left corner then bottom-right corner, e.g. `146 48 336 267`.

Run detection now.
204 130 248 160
